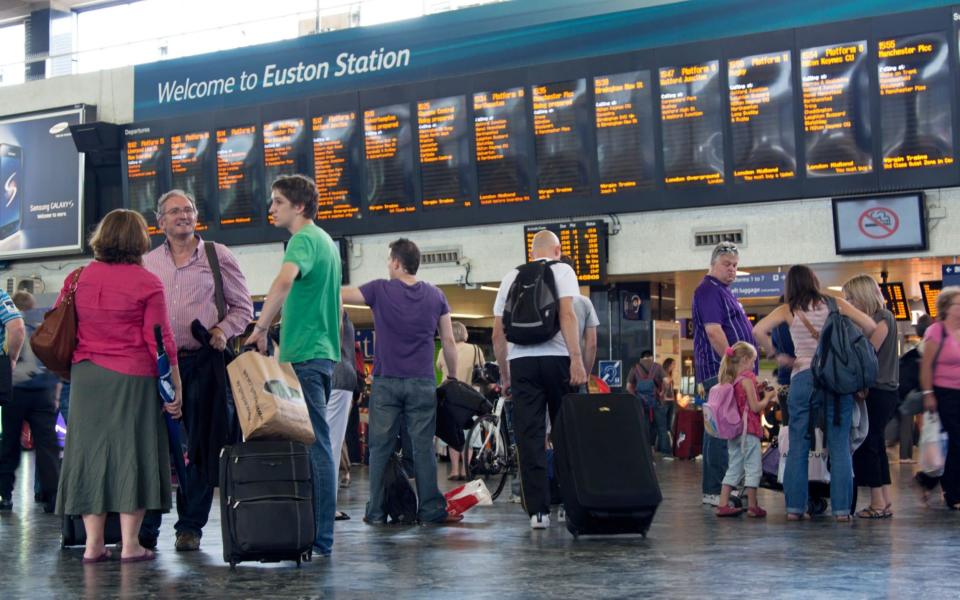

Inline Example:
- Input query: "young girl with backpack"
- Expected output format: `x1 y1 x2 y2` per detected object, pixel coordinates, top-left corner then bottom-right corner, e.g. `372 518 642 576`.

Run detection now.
715 341 777 517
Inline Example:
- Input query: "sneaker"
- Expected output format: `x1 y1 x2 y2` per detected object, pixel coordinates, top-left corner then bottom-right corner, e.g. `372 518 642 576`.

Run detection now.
662 455 675 461
557 507 566 523
0 497 11 511
530 513 550 529
509 493 523 504
175 531 201 552
702 494 720 507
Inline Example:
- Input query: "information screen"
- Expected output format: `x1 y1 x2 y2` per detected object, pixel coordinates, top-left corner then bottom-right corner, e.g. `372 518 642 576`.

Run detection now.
594 71 655 195
216 125 259 227
920 280 941 318
417 96 471 209
364 104 415 215
313 112 359 221
523 220 607 283
263 118 306 223
879 281 910 321
801 41 872 176
170 131 212 229
728 51 797 183
659 60 725 186
532 80 589 200
878 32 954 170
473 87 532 206
125 135 166 234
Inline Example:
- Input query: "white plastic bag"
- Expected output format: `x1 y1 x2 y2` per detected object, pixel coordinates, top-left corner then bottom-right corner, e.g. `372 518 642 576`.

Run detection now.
777 426 830 484
919 412 947 477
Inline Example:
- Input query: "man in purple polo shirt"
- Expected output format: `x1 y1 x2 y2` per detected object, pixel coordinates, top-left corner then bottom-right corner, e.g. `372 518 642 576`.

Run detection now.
341 238 461 524
692 242 757 507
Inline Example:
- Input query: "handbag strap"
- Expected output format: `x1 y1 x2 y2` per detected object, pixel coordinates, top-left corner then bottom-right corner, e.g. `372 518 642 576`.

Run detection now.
795 308 820 341
64 267 84 302
204 241 226 323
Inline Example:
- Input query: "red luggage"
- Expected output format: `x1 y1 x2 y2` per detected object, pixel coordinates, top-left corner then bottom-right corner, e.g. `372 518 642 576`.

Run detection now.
673 407 703 460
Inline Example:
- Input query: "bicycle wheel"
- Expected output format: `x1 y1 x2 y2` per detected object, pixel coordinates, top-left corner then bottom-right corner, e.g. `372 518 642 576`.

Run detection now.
464 415 509 501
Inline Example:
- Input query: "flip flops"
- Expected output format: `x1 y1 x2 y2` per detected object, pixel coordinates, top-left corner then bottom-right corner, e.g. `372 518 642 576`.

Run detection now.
120 549 156 564
856 506 887 520
82 549 112 564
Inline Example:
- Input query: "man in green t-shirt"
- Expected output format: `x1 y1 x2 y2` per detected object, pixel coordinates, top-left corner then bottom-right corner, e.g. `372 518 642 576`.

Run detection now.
247 174 341 556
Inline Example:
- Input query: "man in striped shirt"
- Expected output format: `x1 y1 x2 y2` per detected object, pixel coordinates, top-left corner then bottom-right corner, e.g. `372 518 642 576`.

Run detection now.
141 189 254 551
692 242 757 507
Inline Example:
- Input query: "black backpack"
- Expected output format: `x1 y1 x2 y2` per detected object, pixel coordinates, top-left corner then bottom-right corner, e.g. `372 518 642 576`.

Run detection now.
503 260 561 345
383 453 418 524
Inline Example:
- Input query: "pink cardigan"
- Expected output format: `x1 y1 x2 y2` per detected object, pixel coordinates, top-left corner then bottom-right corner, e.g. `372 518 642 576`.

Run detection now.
61 261 178 377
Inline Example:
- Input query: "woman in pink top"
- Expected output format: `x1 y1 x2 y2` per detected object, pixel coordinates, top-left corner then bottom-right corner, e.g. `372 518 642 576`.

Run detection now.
920 286 960 509
54 210 182 564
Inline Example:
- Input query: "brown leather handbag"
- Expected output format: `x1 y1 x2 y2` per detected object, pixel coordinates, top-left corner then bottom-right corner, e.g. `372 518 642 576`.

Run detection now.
30 267 84 380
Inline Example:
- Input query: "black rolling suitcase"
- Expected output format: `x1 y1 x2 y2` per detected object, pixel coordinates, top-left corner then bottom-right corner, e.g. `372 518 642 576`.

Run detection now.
61 513 122 547
219 440 314 567
553 393 662 537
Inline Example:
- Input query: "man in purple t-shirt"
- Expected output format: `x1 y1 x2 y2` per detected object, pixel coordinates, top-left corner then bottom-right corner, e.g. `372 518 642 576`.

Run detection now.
341 238 461 525
692 242 757 507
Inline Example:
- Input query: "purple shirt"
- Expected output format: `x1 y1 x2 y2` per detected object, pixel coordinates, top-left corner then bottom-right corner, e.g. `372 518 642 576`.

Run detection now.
360 278 450 379
692 275 757 384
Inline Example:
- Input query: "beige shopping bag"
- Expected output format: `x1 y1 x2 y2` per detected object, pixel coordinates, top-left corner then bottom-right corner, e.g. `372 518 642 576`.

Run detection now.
227 350 316 444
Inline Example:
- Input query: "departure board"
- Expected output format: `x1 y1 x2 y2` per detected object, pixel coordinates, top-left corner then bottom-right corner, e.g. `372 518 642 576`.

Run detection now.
594 71 655 195
880 282 910 321
728 51 797 183
473 87 532 206
364 104 415 215
659 60 725 186
801 41 872 176
313 112 359 221
170 131 212 230
920 280 941 318
878 32 954 170
263 118 306 187
125 135 166 234
532 80 589 200
523 220 607 283
417 96 471 209
216 125 259 227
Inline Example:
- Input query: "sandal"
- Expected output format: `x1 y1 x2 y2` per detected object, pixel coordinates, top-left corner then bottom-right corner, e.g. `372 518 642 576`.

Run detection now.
835 515 852 523
715 505 742 517
335 511 351 521
120 549 156 564
82 549 112 564
747 506 767 518
856 506 886 519
786 513 809 521
882 504 894 518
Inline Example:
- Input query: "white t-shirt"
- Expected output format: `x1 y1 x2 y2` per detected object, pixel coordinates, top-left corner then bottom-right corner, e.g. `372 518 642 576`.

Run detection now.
493 260 580 360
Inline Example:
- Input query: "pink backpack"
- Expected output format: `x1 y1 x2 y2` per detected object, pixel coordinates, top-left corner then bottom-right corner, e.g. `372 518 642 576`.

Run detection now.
703 375 749 440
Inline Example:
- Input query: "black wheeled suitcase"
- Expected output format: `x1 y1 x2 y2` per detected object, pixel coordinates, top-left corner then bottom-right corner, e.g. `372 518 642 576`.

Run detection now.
553 393 662 537
219 440 314 568
61 513 122 547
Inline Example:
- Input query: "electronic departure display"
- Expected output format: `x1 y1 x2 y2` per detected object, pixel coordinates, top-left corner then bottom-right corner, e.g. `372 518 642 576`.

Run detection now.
364 104 415 215
801 41 872 177
170 131 212 229
728 51 796 183
523 220 607 283
879 282 910 321
878 32 954 170
473 87 532 206
216 125 259 227
263 118 307 223
660 60 725 186
594 71 655 195
417 96 471 209
532 80 589 200
313 112 359 221
920 280 941 318
125 135 166 234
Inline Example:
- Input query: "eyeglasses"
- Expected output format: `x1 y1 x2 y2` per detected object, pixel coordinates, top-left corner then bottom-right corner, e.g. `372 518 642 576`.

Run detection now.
161 206 196 217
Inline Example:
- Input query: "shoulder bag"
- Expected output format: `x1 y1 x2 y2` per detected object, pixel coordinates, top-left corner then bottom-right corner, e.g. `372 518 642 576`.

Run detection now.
30 267 84 380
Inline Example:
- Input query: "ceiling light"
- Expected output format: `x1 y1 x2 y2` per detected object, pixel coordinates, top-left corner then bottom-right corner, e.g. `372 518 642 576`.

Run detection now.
736 270 751 276
450 312 487 319
827 286 842 292
480 286 500 292
344 304 370 310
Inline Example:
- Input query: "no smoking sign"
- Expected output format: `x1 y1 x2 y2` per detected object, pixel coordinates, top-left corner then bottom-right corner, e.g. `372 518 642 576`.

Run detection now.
858 207 899 239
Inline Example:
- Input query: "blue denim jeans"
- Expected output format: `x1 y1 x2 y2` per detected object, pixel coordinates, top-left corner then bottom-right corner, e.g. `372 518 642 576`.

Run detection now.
783 369 854 516
653 402 675 456
365 376 447 523
293 359 336 554
700 378 728 495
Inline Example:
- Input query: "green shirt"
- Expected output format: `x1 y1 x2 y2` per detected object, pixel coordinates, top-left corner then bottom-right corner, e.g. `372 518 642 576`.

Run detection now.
279 222 341 363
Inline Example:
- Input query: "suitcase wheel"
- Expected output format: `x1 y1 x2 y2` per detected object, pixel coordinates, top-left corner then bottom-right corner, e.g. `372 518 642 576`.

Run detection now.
296 556 301 567
302 551 312 563
229 560 237 569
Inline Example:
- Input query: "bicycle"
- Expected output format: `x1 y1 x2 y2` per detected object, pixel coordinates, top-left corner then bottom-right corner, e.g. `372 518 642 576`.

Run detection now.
463 395 517 501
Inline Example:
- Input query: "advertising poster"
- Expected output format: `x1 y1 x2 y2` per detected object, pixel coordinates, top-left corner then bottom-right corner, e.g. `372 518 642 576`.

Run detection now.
0 107 85 259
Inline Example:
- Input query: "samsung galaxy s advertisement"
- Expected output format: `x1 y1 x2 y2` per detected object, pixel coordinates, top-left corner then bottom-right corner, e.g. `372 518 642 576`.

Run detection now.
0 107 85 259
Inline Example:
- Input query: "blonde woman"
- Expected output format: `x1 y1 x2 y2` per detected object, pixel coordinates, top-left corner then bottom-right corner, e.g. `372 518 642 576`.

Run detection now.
436 321 484 480
842 274 899 519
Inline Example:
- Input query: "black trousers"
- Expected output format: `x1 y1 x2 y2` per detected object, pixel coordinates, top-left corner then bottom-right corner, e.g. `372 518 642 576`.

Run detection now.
0 386 60 502
510 355 572 516
853 387 898 490
935 387 960 506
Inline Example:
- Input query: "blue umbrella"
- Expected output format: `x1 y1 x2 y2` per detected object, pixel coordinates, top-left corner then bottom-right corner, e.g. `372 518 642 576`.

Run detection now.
154 325 188 497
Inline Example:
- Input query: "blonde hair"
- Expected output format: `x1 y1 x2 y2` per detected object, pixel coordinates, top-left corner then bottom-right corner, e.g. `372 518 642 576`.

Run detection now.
452 321 468 343
718 341 757 384
936 286 960 321
842 274 883 316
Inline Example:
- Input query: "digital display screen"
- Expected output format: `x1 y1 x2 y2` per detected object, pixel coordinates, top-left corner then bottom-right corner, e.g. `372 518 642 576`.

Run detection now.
594 71 655 195
728 51 797 183
170 131 212 230
216 125 259 227
313 112 359 221
125 135 166 234
879 281 910 321
659 60 725 186
263 118 307 223
532 80 590 200
524 220 607 283
473 87 532 206
920 280 941 318
878 32 954 170
417 96 471 209
801 41 872 176
364 104 415 215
